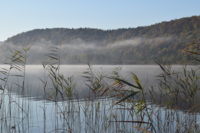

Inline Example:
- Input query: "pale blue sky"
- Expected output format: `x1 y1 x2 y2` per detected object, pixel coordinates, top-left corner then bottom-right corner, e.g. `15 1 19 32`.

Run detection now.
0 0 199 41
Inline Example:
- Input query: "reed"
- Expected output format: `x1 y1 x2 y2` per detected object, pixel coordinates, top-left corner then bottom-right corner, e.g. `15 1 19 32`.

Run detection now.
0 43 199 133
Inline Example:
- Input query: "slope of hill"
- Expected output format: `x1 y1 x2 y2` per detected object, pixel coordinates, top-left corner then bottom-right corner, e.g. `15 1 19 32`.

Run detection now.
2 16 200 64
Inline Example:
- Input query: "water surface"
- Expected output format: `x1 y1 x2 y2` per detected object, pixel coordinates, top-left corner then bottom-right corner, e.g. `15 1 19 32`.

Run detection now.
0 65 199 133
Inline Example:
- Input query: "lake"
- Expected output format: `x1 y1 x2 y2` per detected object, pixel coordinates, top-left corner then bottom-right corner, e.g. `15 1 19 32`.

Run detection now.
0 65 199 133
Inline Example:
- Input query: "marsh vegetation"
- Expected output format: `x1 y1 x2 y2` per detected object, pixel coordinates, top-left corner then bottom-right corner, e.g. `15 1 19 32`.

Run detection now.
0 43 199 133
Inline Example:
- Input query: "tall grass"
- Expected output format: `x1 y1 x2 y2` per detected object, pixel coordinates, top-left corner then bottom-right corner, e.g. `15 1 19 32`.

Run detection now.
148 42 200 111
0 43 199 133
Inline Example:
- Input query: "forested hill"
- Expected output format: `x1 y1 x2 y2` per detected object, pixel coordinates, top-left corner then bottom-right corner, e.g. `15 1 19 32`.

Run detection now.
2 16 200 64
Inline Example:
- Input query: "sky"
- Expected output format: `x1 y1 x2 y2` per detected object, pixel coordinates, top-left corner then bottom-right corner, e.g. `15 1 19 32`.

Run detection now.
0 0 199 41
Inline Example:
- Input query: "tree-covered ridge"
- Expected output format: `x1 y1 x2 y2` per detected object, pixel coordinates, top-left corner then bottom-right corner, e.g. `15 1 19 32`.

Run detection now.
5 16 200 44
3 16 200 64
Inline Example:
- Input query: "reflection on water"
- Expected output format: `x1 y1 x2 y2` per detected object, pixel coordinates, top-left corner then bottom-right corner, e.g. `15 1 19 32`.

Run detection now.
0 65 199 133
0 93 200 133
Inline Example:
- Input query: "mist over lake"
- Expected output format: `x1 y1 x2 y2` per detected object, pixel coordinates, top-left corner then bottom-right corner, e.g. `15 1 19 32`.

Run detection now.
1 16 199 65
0 65 190 99
0 0 200 132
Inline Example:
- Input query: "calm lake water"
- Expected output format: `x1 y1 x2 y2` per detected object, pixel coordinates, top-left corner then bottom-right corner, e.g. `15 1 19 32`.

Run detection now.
0 65 199 133
3 65 195 99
